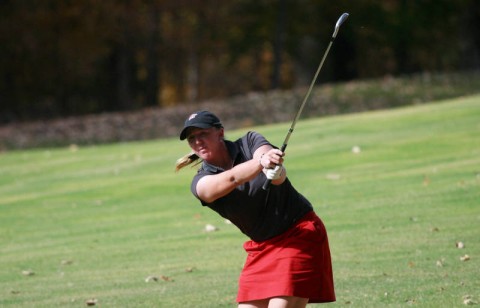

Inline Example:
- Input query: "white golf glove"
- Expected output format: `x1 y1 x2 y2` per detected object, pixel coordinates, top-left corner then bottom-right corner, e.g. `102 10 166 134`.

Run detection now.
265 165 283 180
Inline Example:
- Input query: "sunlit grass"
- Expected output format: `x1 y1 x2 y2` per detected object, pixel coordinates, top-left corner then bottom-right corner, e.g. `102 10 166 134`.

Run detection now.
1 96 479 307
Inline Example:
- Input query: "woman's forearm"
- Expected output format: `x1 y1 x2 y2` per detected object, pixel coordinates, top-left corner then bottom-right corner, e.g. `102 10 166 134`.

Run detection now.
196 158 263 203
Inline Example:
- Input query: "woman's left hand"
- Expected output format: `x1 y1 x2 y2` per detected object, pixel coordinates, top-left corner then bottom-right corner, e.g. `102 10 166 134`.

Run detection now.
260 149 284 169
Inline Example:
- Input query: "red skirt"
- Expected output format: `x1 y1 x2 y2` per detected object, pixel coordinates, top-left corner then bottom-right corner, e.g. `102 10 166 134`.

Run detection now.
237 211 335 303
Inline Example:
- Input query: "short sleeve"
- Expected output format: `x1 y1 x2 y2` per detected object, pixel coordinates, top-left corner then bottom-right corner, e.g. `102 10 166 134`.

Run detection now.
241 131 272 159
190 170 209 205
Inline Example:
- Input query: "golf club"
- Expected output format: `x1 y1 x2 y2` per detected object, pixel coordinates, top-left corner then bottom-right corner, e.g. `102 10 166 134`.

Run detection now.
263 12 349 190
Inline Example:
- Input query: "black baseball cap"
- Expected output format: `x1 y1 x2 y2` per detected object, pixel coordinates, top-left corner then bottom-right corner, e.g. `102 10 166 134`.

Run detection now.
179 111 223 140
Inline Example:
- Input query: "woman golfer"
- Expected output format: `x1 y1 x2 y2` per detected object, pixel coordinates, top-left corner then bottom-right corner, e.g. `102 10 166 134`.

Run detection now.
176 111 335 307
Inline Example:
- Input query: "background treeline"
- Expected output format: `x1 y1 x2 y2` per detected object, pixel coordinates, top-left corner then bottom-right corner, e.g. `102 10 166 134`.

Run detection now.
1 0 479 124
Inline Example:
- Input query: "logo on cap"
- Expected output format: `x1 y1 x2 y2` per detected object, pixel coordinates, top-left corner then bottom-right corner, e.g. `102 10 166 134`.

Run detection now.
188 113 197 121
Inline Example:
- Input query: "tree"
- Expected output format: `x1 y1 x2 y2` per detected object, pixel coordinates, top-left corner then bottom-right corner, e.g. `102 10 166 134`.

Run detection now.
1 0 479 123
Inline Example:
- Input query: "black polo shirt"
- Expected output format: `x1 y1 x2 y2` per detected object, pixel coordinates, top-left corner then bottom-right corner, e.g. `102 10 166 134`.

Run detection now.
191 131 313 242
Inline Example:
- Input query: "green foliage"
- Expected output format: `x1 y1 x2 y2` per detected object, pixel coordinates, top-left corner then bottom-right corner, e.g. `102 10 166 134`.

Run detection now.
1 96 479 306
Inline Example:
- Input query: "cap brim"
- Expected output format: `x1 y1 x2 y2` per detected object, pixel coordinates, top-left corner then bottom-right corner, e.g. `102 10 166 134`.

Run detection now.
179 123 213 140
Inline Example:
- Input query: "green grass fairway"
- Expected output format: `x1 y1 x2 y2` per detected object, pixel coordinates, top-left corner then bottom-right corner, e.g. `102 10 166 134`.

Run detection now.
1 96 479 307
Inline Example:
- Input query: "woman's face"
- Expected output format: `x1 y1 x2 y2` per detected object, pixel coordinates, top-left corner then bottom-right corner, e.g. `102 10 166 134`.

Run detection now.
186 127 224 161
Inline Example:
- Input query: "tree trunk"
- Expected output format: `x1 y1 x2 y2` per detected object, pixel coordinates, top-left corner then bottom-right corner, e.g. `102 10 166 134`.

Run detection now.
145 5 160 107
116 44 131 111
271 0 286 89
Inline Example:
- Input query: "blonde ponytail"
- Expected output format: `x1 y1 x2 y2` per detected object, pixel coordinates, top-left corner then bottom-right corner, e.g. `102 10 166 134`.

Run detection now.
175 152 201 172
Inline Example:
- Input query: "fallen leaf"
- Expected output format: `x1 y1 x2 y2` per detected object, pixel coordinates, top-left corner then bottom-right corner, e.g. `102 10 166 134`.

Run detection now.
145 276 159 282
85 298 97 306
456 241 465 249
463 295 477 305
464 298 475 305
161 275 174 282
460 255 470 262
22 270 35 276
205 224 218 232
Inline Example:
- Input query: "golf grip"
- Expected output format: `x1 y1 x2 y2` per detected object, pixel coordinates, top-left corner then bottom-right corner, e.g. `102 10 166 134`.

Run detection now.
262 143 288 190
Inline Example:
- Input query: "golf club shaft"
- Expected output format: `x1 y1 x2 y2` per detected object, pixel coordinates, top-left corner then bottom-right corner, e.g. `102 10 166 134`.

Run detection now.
263 13 349 190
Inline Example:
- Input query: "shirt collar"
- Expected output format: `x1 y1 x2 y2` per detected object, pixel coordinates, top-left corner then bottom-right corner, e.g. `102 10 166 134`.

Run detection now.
201 140 239 173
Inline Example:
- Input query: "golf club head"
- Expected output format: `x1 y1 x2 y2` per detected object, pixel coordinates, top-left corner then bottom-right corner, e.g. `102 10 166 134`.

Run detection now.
332 13 349 38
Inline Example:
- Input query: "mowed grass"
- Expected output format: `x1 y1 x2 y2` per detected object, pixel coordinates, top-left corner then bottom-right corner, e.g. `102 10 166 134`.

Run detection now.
1 95 479 307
